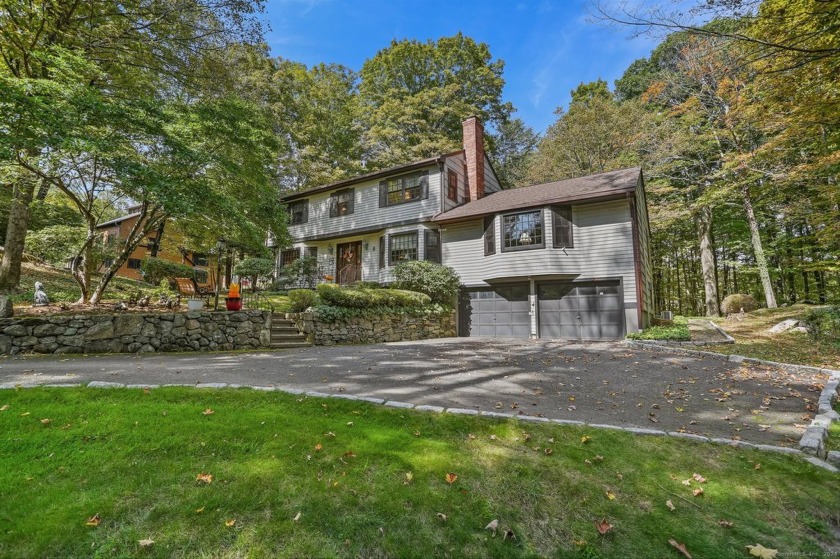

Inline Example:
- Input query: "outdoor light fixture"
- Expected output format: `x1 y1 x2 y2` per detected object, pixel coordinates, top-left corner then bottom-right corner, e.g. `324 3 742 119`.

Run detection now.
327 243 334 255
363 240 369 250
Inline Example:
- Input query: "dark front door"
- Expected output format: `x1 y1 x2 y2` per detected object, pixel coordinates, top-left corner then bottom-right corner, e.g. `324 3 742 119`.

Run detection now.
460 284 531 337
537 280 624 339
336 241 362 285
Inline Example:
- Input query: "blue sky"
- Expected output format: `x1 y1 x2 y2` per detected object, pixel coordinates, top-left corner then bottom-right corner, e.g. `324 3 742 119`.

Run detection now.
262 0 661 135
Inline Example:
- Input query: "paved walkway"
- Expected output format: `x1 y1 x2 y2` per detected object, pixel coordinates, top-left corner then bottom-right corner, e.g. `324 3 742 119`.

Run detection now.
0 339 830 448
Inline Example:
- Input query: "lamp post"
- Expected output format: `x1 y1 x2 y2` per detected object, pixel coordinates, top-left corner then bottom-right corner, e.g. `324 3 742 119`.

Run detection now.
214 238 226 310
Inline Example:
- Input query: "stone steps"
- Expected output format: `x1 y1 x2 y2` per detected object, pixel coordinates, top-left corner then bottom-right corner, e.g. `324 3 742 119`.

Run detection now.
269 315 311 349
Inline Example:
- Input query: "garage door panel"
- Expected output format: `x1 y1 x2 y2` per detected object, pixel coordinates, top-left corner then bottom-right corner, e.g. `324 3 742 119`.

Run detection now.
463 285 531 338
537 280 624 340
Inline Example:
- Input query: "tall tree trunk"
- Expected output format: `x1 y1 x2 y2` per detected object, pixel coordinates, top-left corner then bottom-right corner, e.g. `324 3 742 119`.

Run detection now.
695 205 720 316
0 173 38 293
740 183 777 308
802 271 810 300
815 270 827 304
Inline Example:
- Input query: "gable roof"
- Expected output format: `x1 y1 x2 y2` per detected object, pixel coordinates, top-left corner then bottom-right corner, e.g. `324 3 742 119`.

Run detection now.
96 212 142 229
432 167 642 224
279 151 465 203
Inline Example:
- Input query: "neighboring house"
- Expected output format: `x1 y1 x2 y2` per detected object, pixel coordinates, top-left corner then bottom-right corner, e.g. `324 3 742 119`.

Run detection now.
278 117 653 339
94 208 210 283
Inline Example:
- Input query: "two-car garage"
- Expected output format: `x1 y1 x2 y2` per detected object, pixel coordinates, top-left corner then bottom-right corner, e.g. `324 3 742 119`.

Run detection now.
460 280 625 340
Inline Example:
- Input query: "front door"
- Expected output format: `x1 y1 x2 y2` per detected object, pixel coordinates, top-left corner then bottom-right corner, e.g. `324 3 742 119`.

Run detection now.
336 241 362 285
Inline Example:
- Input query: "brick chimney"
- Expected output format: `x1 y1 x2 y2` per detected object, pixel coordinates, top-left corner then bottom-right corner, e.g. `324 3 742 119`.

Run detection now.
462 116 485 201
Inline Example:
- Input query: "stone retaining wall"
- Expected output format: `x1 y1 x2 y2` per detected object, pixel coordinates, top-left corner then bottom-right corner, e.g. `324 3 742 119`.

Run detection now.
289 309 456 346
0 310 271 355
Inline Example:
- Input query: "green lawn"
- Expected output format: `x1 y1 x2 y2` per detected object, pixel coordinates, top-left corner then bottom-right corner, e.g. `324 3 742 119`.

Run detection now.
1 388 837 558
828 403 840 453
261 293 292 312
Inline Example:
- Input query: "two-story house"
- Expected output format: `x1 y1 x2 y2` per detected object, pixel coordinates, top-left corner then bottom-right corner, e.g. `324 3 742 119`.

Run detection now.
279 117 653 339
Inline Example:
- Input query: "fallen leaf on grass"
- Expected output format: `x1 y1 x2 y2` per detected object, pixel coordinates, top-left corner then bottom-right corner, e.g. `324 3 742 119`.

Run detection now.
754 463 761 470
0 404 9 411
503 529 516 541
467 433 476 440
581 435 592 444
718 519 733 528
437 513 447 521
314 443 323 451
202 408 214 416
485 519 499 535
40 418 51 425
666 500 675 511
522 433 531 441
293 512 301 522
594 518 613 535
138 539 154 547
693 488 704 497
346 422 354 427
403 472 414 485
669 538 692 558
195 473 213 484
544 448 553 455
342 451 356 458
195 507 204 513
605 491 616 501
225 519 236 527
681 479 692 486
85 514 101 527
746 544 778 558
489 434 497 441
445 473 458 485
692 473 706 483
20 412 30 416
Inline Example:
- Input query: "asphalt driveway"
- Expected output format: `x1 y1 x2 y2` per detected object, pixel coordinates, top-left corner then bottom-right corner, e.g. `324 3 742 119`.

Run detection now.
0 338 828 447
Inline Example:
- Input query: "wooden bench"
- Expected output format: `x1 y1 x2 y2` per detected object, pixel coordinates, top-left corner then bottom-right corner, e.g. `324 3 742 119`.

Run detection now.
173 277 214 303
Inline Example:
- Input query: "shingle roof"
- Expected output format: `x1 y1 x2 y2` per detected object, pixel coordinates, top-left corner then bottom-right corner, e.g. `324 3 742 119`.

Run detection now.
96 212 142 229
433 167 642 223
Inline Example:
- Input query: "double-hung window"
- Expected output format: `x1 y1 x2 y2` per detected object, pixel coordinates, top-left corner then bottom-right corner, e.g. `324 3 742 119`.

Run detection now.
281 248 301 267
447 170 458 202
502 210 544 251
424 230 441 263
288 200 309 225
484 216 496 255
379 171 428 207
389 232 418 265
329 189 354 217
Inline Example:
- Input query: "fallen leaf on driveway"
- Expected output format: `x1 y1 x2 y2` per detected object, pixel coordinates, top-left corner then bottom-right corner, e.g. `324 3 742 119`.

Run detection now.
746 544 778 558
668 538 692 558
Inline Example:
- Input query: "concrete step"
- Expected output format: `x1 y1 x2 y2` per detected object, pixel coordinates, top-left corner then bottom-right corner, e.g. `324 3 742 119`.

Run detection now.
270 326 300 333
269 341 312 349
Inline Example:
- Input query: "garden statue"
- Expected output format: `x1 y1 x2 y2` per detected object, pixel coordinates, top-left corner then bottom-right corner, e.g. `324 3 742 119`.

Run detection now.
33 282 49 306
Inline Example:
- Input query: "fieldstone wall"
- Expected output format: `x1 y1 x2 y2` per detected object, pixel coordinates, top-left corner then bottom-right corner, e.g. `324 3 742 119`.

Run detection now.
0 310 271 355
288 309 456 346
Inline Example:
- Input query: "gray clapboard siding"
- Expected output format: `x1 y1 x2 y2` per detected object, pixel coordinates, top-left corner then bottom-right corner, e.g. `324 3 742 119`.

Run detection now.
483 157 501 193
442 155 467 212
287 165 441 240
441 200 640 332
634 178 654 327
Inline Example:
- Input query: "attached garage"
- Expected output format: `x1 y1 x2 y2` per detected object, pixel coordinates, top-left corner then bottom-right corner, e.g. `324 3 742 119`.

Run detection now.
537 280 624 340
460 284 530 337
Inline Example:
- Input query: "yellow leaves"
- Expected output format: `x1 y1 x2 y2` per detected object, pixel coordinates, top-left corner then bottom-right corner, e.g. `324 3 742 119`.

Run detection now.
746 544 778 559
605 491 616 501
0 404 9 412
195 473 213 484
444 472 458 485
314 443 323 452
195 507 205 514
754 463 761 470
580 435 592 444
668 538 692 558
202 408 214 416
594 518 613 535
225 519 236 527
85 514 101 527
403 472 414 485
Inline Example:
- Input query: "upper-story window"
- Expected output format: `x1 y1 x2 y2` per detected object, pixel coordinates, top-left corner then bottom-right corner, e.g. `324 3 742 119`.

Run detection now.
329 188 354 217
379 171 428 207
552 205 574 248
288 200 308 225
389 232 418 265
502 210 544 251
447 169 458 202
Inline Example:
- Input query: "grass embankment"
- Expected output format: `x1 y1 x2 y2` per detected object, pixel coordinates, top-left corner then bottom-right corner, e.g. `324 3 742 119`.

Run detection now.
260 293 291 313
828 403 840 453
710 305 840 369
1 388 837 558
13 262 157 306
626 316 690 341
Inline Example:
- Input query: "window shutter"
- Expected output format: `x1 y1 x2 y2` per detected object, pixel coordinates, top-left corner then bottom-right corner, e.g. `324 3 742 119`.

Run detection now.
553 206 573 248
484 216 496 255
346 188 355 214
424 230 441 263
329 195 338 218
420 171 429 199
379 181 388 207
379 236 385 268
